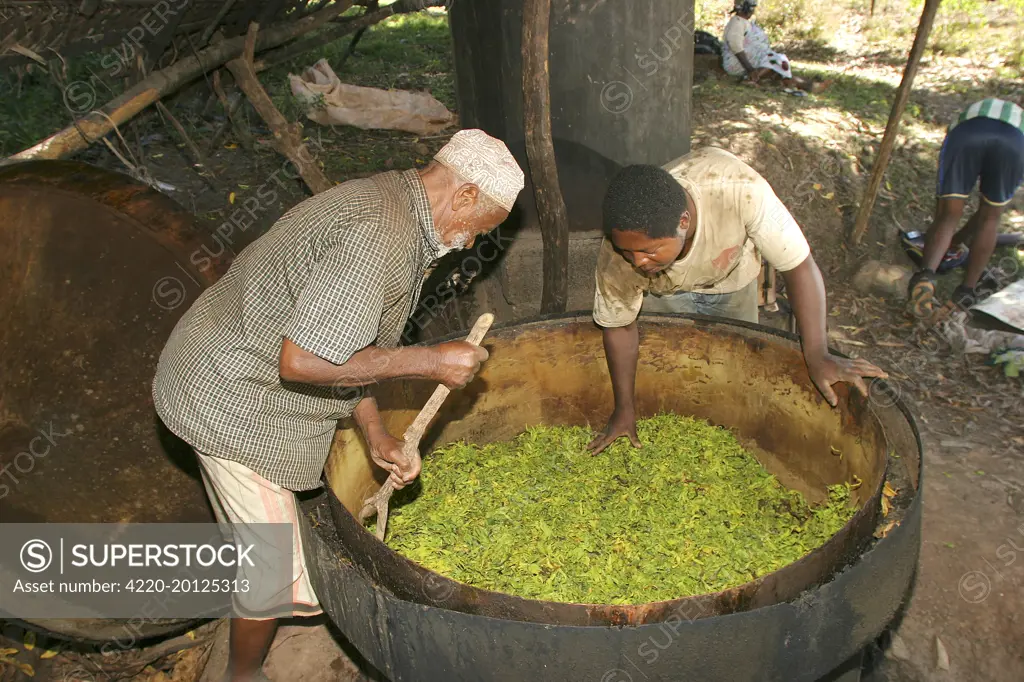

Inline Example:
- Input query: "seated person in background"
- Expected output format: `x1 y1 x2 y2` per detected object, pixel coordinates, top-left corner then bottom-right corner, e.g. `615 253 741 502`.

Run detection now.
587 147 886 454
907 97 1024 317
721 0 829 95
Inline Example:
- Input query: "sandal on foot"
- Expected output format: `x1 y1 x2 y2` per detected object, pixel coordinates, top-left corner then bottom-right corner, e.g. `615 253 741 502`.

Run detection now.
906 272 936 320
950 284 978 310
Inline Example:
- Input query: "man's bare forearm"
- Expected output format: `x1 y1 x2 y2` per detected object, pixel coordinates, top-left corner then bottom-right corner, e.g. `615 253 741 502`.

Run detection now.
602 321 640 415
279 338 437 387
353 397 388 441
780 256 829 362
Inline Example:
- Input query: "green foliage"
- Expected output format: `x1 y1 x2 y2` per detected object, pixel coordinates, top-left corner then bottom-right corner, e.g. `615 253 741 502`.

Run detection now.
928 0 989 57
0 53 125 157
757 0 832 43
380 415 857 605
858 0 1021 72
695 0 835 44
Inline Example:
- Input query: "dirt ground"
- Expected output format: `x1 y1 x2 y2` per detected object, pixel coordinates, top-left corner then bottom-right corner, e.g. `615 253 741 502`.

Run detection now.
825 293 1024 682
1 0 1022 681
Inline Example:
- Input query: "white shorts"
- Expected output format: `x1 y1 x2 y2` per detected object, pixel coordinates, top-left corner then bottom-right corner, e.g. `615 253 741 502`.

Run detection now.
195 450 322 619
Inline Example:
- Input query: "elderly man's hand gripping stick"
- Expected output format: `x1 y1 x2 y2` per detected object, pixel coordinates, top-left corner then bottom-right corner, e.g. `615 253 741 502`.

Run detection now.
358 313 495 540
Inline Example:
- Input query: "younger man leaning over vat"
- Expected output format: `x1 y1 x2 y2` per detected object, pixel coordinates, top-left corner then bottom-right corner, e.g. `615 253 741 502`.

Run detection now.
152 130 524 682
587 147 887 455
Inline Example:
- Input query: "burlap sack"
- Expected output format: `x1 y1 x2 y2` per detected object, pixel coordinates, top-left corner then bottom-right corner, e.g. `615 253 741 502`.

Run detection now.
289 59 456 136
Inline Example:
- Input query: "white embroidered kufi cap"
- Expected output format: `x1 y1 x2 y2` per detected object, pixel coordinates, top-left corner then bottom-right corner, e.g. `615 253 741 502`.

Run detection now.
433 129 524 211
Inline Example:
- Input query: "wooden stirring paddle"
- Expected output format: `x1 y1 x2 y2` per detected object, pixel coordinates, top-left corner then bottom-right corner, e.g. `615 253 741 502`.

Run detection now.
358 313 495 541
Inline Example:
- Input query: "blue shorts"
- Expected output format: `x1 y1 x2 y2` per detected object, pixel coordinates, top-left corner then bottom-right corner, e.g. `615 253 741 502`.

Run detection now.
936 117 1024 206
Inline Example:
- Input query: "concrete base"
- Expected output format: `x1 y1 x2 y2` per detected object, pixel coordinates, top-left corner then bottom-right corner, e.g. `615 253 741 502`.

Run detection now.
492 229 604 318
409 227 605 342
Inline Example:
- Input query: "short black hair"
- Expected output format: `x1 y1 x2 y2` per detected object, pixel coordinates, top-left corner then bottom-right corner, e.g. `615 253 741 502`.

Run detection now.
602 164 688 239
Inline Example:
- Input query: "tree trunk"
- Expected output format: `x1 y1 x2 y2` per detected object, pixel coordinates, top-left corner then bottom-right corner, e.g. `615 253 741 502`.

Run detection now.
5 1 353 163
522 0 569 314
849 0 941 245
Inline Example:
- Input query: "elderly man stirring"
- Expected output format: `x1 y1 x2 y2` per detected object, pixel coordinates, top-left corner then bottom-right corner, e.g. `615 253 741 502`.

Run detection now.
152 130 524 682
587 147 887 455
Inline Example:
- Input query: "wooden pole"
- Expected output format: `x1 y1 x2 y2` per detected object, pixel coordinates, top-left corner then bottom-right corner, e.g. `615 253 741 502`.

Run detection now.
522 0 569 313
849 0 941 245
4 1 352 163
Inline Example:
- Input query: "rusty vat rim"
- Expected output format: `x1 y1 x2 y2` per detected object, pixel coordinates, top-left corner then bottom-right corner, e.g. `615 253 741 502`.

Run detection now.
0 159 232 285
325 311 921 627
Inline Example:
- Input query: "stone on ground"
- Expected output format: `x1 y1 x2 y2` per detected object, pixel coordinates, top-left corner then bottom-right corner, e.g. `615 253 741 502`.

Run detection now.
852 260 913 297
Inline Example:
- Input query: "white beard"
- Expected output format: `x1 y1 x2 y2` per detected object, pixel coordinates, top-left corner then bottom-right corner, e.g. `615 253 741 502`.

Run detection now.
435 230 470 259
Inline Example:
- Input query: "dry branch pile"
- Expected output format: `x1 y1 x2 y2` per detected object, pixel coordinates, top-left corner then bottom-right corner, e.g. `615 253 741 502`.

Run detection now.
2 0 447 193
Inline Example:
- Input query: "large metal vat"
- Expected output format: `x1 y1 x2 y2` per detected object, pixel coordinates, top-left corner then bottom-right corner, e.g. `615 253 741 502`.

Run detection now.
306 313 922 681
0 160 227 642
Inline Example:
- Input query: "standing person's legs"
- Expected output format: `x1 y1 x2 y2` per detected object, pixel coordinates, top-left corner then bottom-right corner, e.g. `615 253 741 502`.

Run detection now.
911 117 1024 314
958 123 1024 301
641 279 759 323
918 197 968 273
950 209 984 249
196 451 322 682
908 196 965 318
957 202 1003 293
908 119 977 318
228 621 279 682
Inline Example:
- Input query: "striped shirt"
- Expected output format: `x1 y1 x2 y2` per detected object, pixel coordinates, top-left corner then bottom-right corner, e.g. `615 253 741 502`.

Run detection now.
152 169 442 491
950 98 1024 134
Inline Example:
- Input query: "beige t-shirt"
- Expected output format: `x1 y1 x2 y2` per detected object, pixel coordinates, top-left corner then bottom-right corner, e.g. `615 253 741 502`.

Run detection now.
593 147 810 328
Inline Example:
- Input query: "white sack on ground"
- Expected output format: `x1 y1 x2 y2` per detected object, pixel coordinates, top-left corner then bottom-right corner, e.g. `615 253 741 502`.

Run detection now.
936 310 1024 355
970 278 1024 334
289 59 456 136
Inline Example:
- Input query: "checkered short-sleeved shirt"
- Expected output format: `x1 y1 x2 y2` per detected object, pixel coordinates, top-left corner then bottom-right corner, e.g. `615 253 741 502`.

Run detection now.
153 169 442 490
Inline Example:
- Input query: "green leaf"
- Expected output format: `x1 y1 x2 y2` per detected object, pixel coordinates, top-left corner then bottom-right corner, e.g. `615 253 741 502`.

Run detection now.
378 415 858 604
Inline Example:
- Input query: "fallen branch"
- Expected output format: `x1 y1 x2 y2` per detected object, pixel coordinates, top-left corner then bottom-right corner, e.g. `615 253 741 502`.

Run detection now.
51 620 221 679
209 69 255 152
5 0 353 163
338 26 370 67
253 7 395 72
337 0 378 67
199 0 240 48
226 23 333 194
155 100 223 191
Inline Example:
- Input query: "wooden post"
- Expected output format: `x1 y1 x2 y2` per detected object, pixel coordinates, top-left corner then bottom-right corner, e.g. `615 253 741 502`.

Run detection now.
849 0 941 245
522 0 569 313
